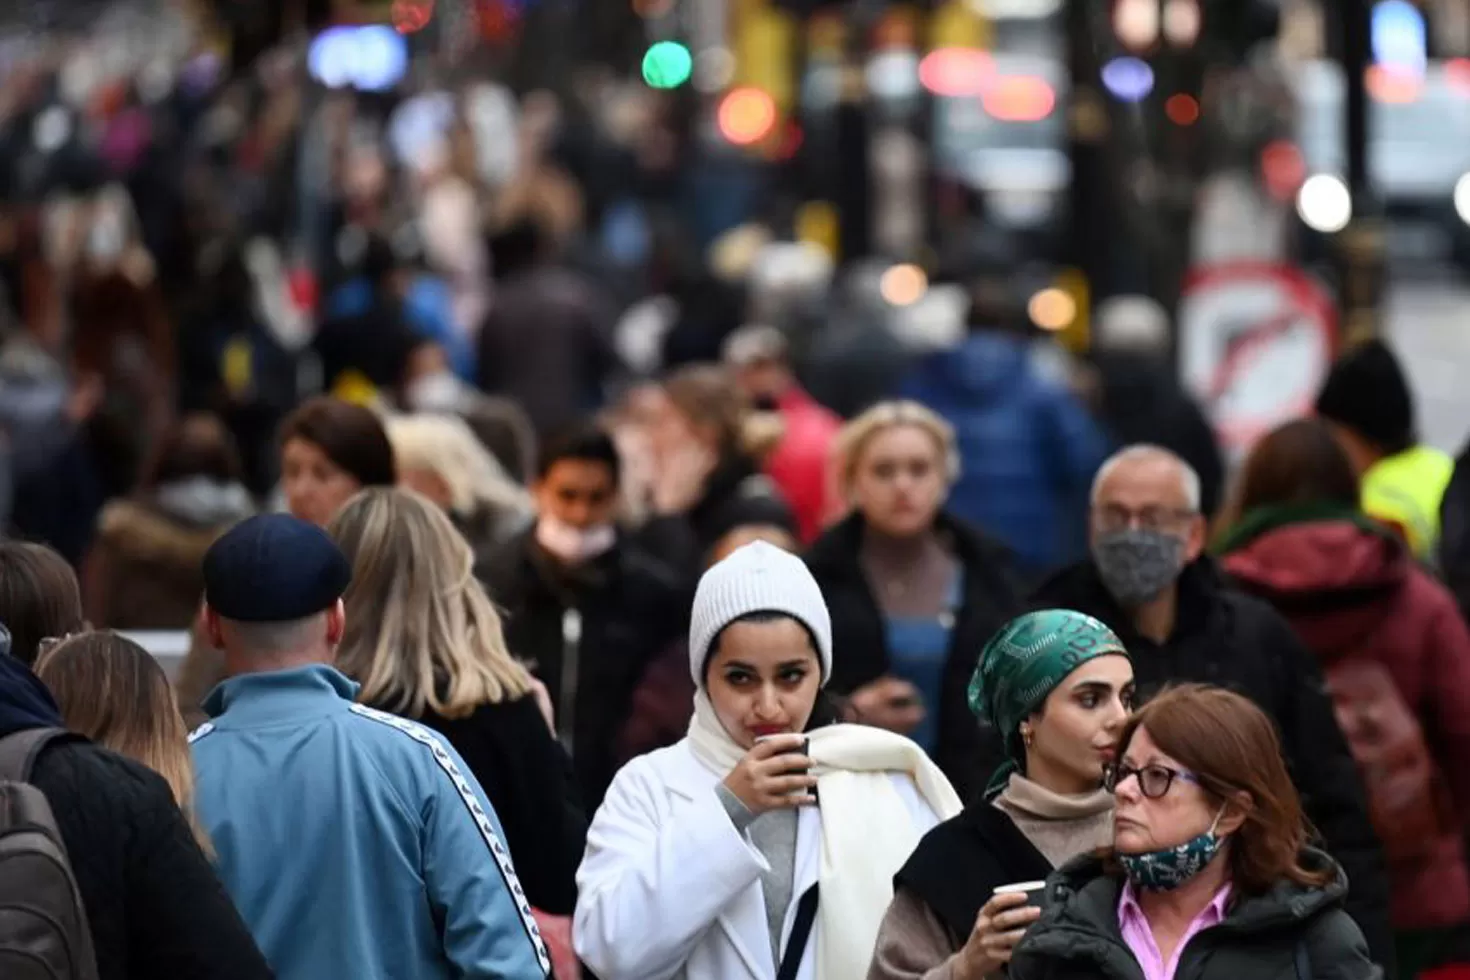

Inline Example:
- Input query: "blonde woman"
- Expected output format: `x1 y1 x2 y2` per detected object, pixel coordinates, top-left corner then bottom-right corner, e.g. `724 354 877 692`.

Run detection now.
327 487 586 916
804 400 1024 802
36 631 213 855
385 413 533 565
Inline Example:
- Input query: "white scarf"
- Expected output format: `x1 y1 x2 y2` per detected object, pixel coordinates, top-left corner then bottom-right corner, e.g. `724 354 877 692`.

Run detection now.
687 691 963 980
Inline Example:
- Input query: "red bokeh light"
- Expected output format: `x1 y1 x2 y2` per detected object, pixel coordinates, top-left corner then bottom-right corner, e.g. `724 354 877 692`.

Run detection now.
918 48 995 98
1165 93 1199 125
718 88 779 146
392 0 434 34
1261 139 1306 201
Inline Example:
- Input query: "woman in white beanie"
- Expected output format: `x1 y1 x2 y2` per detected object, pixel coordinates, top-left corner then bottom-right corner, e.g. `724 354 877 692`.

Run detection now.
574 541 964 980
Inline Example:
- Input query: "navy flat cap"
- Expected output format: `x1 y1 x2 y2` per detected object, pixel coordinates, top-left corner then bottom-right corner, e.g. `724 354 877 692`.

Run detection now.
203 514 352 623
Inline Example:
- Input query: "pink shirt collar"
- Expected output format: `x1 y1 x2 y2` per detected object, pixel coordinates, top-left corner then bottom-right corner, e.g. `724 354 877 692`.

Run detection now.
1118 880 1232 980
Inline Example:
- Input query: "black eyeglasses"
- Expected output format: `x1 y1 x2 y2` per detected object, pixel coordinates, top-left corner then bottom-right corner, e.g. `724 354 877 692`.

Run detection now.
1103 762 1201 799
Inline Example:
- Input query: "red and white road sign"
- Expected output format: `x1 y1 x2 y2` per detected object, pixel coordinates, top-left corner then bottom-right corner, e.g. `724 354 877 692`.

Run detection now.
1178 262 1338 455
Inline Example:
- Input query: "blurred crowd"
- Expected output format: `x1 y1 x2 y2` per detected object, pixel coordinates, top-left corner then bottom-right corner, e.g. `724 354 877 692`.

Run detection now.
0 9 1468 980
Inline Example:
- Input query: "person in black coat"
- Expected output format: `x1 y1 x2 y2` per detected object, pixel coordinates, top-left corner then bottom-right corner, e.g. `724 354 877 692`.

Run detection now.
0 627 272 980
1030 443 1396 974
805 402 1024 802
478 425 690 810
328 488 586 915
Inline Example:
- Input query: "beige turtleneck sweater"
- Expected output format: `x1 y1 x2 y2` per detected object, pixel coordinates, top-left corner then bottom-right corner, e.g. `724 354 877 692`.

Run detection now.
867 775 1114 980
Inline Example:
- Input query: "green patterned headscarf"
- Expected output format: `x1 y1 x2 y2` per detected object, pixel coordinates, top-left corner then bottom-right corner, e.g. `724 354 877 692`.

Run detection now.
969 609 1130 798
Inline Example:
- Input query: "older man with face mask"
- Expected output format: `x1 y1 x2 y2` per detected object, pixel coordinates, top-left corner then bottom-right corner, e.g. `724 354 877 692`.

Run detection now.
1030 444 1397 977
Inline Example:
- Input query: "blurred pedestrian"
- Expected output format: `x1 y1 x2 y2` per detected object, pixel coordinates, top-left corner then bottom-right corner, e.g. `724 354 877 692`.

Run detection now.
0 540 86 665
871 610 1134 980
192 514 550 979
637 363 786 575
329 488 585 915
1216 418 1470 976
898 279 1108 576
0 629 270 980
36 630 213 854
574 542 962 980
807 401 1023 801
82 413 253 629
1009 685 1380 980
1084 296 1225 522
1316 338 1452 560
723 324 842 543
277 396 396 528
386 412 533 565
481 424 687 809
1032 444 1396 972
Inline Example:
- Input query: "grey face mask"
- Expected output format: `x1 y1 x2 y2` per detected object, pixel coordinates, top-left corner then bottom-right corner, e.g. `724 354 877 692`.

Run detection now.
1092 528 1186 607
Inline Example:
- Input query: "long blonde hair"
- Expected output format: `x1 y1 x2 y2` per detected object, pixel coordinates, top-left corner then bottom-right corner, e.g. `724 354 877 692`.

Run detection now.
36 631 213 855
327 487 531 719
385 413 532 517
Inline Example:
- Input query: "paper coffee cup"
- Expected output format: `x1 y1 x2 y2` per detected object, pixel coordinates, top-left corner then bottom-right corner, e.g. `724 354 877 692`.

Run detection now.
993 879 1049 910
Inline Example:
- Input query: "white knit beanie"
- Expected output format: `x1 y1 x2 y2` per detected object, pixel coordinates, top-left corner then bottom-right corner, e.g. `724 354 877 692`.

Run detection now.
688 541 833 686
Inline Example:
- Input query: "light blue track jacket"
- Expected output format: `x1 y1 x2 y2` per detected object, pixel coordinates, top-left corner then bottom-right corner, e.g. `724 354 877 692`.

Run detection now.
190 665 550 980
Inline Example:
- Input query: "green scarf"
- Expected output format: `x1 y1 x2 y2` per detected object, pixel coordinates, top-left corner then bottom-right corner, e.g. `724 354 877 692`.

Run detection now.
969 609 1130 799
1212 501 1397 557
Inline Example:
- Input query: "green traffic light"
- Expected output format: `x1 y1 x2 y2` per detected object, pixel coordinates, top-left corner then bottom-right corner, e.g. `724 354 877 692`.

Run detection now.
642 41 693 89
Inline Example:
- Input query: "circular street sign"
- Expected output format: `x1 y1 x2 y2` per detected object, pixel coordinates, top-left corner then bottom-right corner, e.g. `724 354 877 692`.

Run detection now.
1178 262 1338 455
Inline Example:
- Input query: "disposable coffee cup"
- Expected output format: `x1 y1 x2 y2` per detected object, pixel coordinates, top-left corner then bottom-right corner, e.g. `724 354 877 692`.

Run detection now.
993 880 1049 911
754 735 816 802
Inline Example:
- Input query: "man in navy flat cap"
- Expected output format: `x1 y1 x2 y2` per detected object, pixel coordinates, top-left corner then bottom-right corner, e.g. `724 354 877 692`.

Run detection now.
190 514 550 980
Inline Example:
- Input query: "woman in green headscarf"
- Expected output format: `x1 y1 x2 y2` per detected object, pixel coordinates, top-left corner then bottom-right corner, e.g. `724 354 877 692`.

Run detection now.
868 609 1134 980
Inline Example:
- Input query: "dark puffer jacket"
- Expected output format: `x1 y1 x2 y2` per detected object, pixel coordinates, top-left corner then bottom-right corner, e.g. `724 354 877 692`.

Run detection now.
1009 851 1381 980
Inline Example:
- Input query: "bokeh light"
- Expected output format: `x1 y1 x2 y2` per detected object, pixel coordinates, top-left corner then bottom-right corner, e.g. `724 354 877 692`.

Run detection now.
1165 93 1199 125
718 87 779 146
392 0 434 34
1260 139 1306 201
1028 287 1077 331
642 41 692 89
918 48 994 97
1101 56 1155 102
880 263 928 306
983 76 1056 121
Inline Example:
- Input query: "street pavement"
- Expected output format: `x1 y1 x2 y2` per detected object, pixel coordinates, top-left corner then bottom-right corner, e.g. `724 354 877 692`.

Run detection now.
1385 259 1470 455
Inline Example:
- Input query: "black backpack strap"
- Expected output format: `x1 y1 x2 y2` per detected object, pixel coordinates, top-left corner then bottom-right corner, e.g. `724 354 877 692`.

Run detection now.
0 728 72 782
776 884 819 980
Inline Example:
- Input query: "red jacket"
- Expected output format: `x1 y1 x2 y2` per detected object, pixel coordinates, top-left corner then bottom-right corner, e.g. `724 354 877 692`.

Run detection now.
1223 513 1470 931
765 387 842 543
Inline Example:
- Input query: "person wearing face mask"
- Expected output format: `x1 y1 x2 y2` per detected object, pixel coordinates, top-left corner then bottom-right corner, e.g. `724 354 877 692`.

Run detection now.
1008 684 1381 980
573 541 962 980
1030 444 1396 974
480 424 690 809
869 609 1134 980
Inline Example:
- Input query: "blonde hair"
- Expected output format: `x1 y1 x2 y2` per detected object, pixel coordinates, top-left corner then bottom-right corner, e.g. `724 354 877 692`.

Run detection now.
663 364 785 461
36 632 213 856
834 400 961 495
327 488 531 719
386 413 532 517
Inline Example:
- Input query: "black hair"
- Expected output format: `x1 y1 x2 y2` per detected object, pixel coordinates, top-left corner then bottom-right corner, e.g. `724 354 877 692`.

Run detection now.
701 609 837 734
536 424 622 485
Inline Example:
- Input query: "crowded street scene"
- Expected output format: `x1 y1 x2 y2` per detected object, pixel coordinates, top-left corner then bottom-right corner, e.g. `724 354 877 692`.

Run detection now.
2 0 1470 977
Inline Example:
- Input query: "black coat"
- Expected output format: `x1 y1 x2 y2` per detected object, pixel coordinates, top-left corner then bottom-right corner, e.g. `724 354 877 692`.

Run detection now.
804 512 1024 803
895 803 1054 943
480 532 690 810
30 740 274 980
384 695 587 916
1031 559 1396 975
1009 851 1380 980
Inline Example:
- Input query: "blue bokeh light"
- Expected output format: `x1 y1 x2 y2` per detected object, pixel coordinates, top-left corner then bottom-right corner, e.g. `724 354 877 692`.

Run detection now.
1101 56 1155 103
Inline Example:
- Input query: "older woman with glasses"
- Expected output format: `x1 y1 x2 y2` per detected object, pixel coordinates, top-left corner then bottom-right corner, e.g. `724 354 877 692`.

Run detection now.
1008 684 1382 980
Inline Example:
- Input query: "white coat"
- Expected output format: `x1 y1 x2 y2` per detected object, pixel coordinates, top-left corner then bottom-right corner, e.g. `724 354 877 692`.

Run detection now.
573 739 943 980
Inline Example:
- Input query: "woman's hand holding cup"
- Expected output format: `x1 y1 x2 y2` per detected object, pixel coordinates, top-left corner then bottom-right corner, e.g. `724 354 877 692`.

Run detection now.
952 887 1045 980
721 734 817 815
